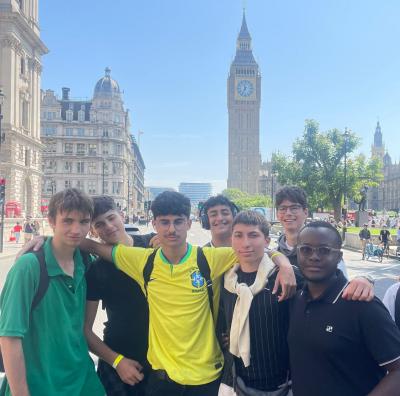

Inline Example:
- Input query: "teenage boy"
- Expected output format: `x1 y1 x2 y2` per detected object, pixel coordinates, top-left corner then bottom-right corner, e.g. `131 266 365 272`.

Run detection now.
222 210 296 396
85 196 154 396
288 221 400 396
81 191 295 396
276 186 374 300
0 189 104 396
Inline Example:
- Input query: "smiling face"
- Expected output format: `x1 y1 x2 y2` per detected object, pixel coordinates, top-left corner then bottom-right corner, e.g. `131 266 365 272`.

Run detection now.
277 199 308 235
152 214 191 249
232 223 270 267
207 204 234 240
91 209 125 244
49 210 91 249
297 226 342 284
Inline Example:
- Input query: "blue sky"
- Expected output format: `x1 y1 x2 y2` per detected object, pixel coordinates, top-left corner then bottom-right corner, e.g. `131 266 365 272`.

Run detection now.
40 0 400 193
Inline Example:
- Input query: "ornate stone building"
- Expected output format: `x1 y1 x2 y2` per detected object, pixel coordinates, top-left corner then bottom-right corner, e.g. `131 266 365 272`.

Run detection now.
0 0 48 216
369 121 400 211
41 68 145 216
227 12 261 194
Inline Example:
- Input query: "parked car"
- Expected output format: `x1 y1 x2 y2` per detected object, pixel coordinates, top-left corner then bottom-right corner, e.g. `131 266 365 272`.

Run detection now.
124 224 140 236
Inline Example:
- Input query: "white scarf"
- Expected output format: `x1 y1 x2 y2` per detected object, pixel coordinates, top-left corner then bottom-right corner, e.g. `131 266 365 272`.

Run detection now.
224 253 276 367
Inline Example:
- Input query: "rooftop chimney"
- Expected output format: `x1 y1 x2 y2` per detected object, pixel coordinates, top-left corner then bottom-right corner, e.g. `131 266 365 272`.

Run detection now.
62 87 70 100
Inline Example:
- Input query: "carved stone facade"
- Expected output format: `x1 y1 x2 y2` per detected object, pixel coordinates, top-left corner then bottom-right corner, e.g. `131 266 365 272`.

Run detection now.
227 12 261 194
369 122 400 211
41 69 146 217
0 0 48 216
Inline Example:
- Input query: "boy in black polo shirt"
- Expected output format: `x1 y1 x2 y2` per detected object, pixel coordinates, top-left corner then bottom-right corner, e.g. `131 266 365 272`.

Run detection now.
289 221 400 396
85 196 156 396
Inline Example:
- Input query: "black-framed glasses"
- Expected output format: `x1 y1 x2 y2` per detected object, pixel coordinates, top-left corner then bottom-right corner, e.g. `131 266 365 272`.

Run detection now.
297 245 341 257
277 204 303 214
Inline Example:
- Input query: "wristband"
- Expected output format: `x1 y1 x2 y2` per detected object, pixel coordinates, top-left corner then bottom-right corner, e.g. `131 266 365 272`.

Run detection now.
112 354 124 369
270 252 284 260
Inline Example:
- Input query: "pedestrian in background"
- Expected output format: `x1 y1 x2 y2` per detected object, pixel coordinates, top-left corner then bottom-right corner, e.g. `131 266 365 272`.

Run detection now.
12 222 22 243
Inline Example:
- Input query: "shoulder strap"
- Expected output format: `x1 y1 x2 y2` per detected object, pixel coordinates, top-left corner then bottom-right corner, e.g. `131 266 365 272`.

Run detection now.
31 248 49 311
197 247 214 319
143 249 159 298
395 285 400 328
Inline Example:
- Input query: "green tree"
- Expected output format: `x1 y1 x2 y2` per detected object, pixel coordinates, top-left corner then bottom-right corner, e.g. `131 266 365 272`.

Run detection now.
272 120 383 220
222 188 272 210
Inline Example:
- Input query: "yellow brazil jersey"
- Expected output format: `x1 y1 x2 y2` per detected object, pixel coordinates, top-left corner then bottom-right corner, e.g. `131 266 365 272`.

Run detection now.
112 243 237 386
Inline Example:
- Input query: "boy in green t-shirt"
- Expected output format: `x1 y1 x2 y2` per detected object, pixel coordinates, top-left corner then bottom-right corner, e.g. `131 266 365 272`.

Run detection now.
0 188 104 396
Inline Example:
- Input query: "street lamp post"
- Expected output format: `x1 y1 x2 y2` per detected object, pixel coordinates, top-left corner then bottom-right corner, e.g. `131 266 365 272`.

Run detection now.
343 128 350 220
271 170 277 221
0 89 5 150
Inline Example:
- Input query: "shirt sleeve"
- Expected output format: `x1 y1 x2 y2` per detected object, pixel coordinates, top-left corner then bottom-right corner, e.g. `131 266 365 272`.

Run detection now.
382 283 400 322
359 298 400 366
85 259 104 301
202 247 237 280
112 244 153 284
0 254 40 338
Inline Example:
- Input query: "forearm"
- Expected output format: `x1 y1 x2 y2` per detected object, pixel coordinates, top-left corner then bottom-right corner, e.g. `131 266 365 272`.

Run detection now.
84 328 118 366
80 238 113 262
267 250 291 268
0 337 30 396
368 369 400 396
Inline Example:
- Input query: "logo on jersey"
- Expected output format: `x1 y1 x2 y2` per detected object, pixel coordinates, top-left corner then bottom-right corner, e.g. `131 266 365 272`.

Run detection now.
191 270 205 288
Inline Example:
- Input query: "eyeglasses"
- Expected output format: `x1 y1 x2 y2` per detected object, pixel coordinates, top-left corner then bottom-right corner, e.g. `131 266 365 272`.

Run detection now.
156 218 188 230
297 245 341 257
277 204 303 214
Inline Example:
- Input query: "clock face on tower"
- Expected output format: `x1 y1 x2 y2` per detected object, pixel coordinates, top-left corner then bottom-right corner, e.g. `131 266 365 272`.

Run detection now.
237 79 254 97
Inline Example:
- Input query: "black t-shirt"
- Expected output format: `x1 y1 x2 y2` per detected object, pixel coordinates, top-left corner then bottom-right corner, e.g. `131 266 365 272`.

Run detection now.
222 267 303 391
86 234 153 365
288 270 400 396
380 229 391 242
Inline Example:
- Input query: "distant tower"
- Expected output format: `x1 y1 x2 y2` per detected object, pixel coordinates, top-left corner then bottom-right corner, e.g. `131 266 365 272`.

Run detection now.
371 121 385 160
227 10 261 194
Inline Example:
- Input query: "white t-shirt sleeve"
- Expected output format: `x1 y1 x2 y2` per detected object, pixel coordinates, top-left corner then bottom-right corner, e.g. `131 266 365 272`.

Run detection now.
338 259 348 279
383 283 400 321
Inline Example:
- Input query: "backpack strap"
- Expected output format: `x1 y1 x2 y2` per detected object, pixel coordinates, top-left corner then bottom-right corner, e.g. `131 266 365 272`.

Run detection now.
30 248 49 311
143 249 159 298
395 285 400 328
197 247 214 319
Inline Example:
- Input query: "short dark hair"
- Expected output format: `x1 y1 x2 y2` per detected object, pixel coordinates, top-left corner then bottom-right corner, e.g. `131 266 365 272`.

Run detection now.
233 210 270 238
275 186 308 209
298 220 342 248
151 191 191 219
202 195 237 217
92 196 118 220
48 188 93 220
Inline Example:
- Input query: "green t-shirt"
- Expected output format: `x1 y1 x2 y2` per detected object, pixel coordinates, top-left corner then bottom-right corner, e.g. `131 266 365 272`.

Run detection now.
0 237 104 396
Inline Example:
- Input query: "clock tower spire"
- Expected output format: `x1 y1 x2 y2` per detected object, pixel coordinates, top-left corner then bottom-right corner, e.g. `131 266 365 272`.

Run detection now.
227 10 261 194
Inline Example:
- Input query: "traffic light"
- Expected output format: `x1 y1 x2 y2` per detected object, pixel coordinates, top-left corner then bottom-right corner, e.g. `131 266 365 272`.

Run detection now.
144 200 152 211
0 178 5 205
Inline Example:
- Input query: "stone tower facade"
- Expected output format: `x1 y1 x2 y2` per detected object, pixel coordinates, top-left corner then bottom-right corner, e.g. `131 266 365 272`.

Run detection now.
371 121 384 160
227 11 261 194
0 0 48 216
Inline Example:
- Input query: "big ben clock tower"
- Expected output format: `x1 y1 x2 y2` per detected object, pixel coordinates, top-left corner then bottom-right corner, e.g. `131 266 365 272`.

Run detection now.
227 11 261 194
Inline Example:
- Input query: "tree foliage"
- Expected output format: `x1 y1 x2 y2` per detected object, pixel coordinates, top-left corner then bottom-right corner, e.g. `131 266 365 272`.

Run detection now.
272 120 383 220
222 188 272 210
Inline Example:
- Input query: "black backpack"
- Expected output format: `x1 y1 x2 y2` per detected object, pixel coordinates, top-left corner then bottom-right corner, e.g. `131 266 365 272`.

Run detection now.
395 286 400 328
0 248 90 372
142 246 215 319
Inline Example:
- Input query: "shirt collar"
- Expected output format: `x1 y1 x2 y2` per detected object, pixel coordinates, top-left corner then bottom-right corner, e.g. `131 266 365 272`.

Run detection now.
44 237 85 280
301 270 348 304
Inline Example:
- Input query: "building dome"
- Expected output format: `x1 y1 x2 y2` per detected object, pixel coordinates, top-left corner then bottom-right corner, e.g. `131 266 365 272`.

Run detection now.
94 67 120 98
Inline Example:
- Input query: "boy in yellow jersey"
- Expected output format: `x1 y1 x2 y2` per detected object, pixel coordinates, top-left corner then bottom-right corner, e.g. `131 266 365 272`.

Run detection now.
80 191 296 396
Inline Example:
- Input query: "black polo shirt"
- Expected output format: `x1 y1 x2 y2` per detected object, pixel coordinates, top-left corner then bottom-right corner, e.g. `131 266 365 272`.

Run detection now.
86 234 152 366
288 270 400 396
222 267 303 391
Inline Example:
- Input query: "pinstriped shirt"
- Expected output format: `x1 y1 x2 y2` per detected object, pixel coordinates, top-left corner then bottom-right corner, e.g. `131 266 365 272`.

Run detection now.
222 268 302 391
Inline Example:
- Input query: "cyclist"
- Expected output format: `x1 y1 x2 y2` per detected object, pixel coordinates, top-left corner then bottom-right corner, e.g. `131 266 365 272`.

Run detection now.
379 225 391 257
359 223 371 260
